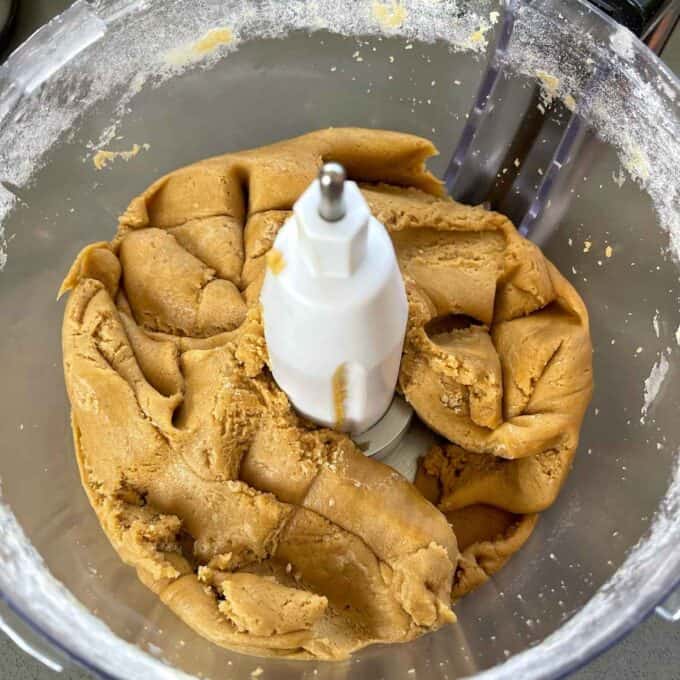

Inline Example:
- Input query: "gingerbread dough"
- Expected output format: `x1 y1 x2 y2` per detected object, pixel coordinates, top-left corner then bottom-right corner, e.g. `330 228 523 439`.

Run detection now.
60 128 592 660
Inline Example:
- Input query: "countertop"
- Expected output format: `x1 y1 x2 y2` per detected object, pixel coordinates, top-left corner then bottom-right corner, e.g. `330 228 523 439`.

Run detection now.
1 1 678 678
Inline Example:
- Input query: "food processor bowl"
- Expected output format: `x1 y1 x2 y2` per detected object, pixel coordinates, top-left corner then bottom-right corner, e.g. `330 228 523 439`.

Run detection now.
0 1 678 678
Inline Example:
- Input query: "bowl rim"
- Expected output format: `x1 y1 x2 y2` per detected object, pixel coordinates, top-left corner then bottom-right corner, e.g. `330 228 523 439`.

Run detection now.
0 0 678 678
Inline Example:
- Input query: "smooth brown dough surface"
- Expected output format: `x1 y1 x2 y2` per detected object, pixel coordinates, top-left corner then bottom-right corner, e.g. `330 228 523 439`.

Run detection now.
60 128 592 659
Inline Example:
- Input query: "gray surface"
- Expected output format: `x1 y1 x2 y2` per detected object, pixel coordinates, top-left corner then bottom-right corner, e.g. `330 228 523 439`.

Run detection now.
0 1 678 679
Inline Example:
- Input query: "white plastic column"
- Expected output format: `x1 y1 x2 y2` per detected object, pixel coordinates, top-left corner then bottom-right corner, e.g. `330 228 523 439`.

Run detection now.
261 163 408 435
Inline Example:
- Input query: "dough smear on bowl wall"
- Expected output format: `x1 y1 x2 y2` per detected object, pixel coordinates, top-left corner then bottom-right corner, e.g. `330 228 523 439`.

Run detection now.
59 128 593 660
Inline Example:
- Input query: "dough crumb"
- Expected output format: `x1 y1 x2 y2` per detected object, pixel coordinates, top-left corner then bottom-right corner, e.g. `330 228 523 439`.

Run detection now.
372 1 408 30
165 26 234 66
536 70 560 110
564 94 577 111
93 143 150 170
583 240 592 253
193 27 234 55
621 143 651 183
463 15 496 51
536 70 560 97
265 248 286 274
605 245 613 258
332 363 347 428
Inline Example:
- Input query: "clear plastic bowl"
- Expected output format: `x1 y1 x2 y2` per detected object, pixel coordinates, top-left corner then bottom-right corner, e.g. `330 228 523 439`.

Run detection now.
0 1 678 678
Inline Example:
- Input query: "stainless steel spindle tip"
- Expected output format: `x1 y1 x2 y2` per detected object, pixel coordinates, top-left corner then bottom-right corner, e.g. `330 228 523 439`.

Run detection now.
318 162 347 222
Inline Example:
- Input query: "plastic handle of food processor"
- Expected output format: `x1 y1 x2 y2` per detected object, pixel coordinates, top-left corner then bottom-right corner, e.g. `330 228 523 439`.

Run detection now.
656 585 680 622
642 0 680 53
445 0 679 245
589 0 680 43
0 597 65 672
